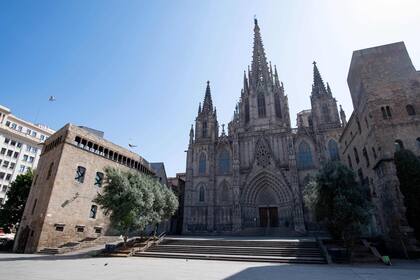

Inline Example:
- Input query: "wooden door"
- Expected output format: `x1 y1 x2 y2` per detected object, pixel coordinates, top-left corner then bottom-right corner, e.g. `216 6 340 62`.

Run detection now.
269 207 279 227
259 207 268 227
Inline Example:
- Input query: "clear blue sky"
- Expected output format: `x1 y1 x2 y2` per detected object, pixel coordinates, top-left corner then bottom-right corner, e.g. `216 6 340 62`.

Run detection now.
1 0 419 177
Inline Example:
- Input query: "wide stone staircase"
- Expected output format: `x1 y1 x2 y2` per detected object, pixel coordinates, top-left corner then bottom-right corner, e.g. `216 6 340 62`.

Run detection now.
134 237 327 264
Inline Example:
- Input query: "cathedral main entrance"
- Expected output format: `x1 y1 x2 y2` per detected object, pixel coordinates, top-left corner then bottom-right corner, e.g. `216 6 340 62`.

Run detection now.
259 207 279 227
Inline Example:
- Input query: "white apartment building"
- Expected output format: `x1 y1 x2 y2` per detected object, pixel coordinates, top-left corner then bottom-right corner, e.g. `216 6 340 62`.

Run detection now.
0 104 55 204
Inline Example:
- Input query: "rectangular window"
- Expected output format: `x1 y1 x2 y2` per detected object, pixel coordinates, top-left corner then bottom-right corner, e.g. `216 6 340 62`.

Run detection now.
95 227 102 234
19 165 25 173
11 123 17 129
26 145 32 152
75 166 86 183
28 156 34 163
26 129 31 135
6 150 13 157
0 148 5 155
17 126 22 132
94 172 104 187
5 121 11 127
1 186 7 192
32 147 38 153
17 142 22 148
9 162 15 169
47 162 54 180
31 199 37 215
13 152 19 158
10 140 16 146
89 205 98 219
31 131 37 137
23 155 28 161
4 138 10 144
0 173 5 179
40 135 45 141
2 161 9 168
55 225 64 232
76 227 84 233
5 174 11 181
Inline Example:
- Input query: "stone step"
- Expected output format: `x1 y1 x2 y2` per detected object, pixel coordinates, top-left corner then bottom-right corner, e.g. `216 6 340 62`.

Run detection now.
135 251 326 264
135 237 326 264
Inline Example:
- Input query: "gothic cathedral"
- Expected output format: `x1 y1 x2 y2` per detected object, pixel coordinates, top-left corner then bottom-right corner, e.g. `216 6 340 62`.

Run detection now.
183 19 346 235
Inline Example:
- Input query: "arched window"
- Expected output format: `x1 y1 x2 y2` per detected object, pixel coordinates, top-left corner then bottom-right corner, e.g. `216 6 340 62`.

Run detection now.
244 98 250 123
202 121 208 138
297 141 314 169
322 104 331 123
221 183 229 202
372 147 377 159
347 154 353 169
406 104 416 116
274 93 282 118
362 147 370 167
198 153 206 175
199 185 205 202
257 94 266 118
218 149 230 174
394 140 404 152
328 139 340 161
353 147 360 164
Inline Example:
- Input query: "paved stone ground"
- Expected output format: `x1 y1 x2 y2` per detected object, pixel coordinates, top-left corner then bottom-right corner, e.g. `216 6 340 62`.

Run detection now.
0 253 419 280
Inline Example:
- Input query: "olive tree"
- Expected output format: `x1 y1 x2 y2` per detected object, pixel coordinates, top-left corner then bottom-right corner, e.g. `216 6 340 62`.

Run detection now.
94 167 178 244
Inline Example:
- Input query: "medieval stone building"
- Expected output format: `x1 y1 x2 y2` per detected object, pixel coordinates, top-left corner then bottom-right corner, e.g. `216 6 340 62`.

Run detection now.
183 19 344 235
339 42 420 245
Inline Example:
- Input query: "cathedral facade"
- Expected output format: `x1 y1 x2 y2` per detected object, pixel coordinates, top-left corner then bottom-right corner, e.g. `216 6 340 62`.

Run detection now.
183 19 345 235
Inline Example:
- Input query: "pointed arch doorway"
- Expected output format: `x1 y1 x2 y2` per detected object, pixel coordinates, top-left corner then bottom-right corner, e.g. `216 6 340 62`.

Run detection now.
256 186 279 228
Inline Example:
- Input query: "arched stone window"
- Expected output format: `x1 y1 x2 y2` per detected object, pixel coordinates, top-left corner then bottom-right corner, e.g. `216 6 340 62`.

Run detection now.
406 104 416 116
218 149 231 174
256 140 271 168
353 147 360 164
244 98 250 123
257 94 266 118
199 185 205 202
202 121 208 138
297 141 314 169
274 93 282 118
394 139 404 152
198 153 206 175
347 154 353 169
362 147 370 167
221 183 229 202
328 139 340 161
322 104 330 123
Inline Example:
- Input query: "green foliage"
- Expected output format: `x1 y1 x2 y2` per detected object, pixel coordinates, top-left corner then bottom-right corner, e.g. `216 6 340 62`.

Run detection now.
394 149 420 241
0 170 33 233
94 167 178 240
304 161 372 251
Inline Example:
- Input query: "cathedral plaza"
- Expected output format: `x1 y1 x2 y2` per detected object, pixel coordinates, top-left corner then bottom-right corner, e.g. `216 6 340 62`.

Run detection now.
1 252 419 280
1 1 420 279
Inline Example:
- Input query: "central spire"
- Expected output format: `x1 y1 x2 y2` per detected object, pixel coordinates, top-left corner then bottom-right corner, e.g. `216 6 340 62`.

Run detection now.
251 18 270 88
202 80 213 113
